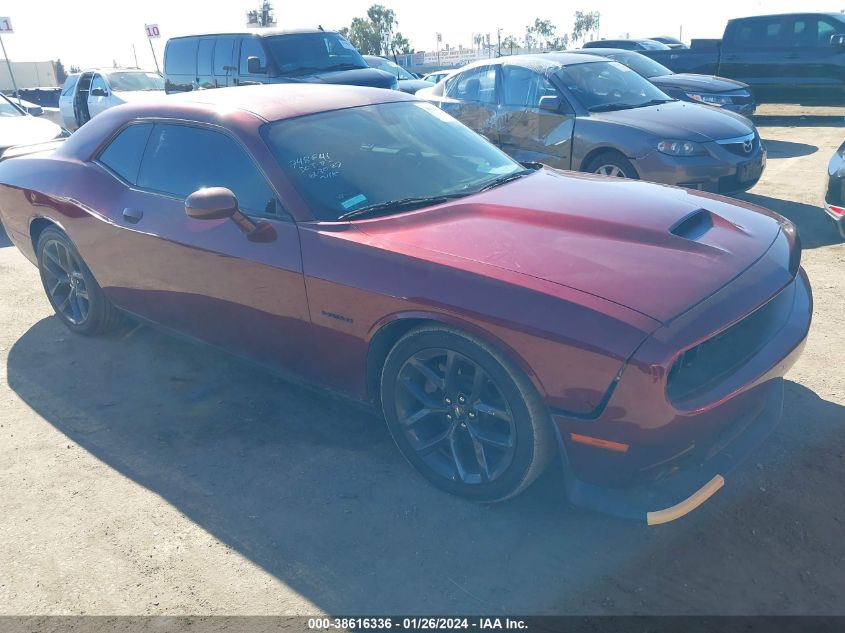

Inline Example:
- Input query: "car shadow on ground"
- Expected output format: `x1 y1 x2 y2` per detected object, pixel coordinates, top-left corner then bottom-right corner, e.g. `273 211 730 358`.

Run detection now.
7 315 845 614
761 139 818 159
0 223 12 248
736 192 841 249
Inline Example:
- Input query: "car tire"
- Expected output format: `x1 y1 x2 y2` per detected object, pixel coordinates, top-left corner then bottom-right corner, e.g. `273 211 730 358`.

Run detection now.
584 151 639 179
380 325 556 502
36 226 123 335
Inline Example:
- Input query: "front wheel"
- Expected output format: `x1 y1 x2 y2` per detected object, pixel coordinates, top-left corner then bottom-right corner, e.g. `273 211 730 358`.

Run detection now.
584 151 639 179
380 325 555 502
36 226 123 335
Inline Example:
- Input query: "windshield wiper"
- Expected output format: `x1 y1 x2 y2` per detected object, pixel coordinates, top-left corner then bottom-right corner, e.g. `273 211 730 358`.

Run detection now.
477 169 534 192
635 98 675 108
325 63 367 71
588 102 639 112
337 193 472 221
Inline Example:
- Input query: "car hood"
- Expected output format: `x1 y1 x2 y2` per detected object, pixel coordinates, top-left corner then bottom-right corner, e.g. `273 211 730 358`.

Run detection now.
354 169 783 323
651 73 749 93
590 99 754 142
0 115 62 152
397 79 434 94
289 67 396 89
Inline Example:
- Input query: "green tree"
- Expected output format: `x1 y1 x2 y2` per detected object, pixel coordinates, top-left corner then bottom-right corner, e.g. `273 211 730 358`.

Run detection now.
54 59 68 84
572 10 601 47
502 35 519 55
341 4 413 56
527 18 569 51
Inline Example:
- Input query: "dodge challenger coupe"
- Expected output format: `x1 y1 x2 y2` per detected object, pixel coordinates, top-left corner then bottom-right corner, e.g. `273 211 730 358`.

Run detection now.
0 85 811 524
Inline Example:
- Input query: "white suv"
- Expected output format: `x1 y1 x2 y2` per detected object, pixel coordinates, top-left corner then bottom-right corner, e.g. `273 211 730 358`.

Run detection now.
59 69 164 131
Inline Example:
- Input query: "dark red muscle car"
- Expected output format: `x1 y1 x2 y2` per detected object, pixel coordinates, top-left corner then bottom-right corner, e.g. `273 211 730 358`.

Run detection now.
0 85 811 524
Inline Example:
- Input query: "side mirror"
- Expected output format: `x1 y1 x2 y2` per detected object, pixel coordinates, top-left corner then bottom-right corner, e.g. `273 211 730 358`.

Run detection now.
539 95 562 112
185 187 238 220
832 34 845 50
247 56 266 74
90 87 108 97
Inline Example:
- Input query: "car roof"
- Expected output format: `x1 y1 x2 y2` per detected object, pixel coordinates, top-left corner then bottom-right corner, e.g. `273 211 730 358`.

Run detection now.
169 28 335 40
459 52 608 73
166 83 414 121
727 11 845 21
565 48 640 56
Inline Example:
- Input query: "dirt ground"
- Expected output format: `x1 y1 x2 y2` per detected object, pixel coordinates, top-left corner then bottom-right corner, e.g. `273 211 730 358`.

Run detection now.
0 111 843 617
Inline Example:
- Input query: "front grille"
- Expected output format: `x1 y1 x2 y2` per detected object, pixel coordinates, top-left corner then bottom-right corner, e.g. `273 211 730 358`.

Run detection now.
717 133 758 157
667 285 795 404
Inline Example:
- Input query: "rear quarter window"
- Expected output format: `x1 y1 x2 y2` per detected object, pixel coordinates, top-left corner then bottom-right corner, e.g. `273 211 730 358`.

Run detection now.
165 38 198 75
97 123 154 184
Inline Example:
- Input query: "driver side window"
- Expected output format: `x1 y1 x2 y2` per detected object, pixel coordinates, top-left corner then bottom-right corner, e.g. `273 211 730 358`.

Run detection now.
502 66 560 108
447 66 498 104
90 75 108 95
136 123 278 216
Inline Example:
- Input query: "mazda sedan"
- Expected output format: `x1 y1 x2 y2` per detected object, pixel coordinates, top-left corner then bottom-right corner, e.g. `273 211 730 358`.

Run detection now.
416 54 766 192
0 85 810 523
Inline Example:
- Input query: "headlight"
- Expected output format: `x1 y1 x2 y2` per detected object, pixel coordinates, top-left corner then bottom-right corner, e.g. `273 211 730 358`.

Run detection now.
657 140 707 156
687 92 732 106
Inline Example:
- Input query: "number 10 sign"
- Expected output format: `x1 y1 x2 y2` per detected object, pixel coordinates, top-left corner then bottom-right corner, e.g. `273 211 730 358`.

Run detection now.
145 24 160 38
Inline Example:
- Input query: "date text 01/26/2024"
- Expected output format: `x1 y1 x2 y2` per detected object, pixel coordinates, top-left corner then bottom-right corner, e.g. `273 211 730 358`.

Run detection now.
307 617 529 630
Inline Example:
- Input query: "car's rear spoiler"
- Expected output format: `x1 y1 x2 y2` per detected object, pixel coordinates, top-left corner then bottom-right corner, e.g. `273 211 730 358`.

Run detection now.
0 138 67 162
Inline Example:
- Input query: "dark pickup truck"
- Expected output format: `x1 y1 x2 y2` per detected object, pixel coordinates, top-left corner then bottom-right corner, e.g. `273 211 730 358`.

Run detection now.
641 12 845 103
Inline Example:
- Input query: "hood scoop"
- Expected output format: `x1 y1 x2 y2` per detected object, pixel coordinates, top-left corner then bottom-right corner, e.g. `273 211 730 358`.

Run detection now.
670 208 714 241
670 208 749 243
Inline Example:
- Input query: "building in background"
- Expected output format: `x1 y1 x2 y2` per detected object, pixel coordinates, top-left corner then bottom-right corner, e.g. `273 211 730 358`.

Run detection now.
0 60 58 91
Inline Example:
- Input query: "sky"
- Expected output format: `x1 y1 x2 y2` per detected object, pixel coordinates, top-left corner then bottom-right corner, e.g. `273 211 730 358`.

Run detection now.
2 0 845 71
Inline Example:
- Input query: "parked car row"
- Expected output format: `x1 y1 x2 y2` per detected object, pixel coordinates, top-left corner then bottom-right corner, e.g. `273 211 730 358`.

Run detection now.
415 54 765 193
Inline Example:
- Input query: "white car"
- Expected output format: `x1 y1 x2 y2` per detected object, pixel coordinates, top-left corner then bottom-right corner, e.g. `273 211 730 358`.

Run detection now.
59 69 164 131
0 93 68 156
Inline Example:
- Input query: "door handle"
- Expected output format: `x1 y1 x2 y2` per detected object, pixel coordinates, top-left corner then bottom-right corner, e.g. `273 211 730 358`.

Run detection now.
122 208 143 223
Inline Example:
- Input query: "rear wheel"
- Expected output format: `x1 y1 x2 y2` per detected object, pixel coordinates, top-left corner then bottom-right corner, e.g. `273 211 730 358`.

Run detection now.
584 151 638 179
380 325 555 502
36 227 123 335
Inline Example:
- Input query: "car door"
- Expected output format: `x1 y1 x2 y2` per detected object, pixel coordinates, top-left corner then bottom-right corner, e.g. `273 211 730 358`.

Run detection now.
237 36 270 86
91 121 312 372
213 36 238 88
439 65 500 142
86 74 112 119
196 38 216 89
720 16 790 101
780 15 845 102
58 74 79 129
497 65 576 170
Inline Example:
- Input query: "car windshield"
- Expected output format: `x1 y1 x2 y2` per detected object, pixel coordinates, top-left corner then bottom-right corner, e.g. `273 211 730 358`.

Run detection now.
638 40 671 50
106 72 164 91
605 51 673 78
555 60 673 112
0 94 24 117
263 101 524 221
368 57 415 80
265 33 368 75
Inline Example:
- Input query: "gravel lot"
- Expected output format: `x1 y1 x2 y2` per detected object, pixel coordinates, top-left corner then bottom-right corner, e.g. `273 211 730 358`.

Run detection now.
0 111 843 617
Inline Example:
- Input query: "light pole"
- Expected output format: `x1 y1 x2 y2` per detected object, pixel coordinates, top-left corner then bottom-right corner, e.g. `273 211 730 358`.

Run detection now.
436 32 442 67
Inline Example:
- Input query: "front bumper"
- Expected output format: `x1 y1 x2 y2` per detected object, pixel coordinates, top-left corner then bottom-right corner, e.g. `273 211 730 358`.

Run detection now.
552 253 812 523
633 140 766 194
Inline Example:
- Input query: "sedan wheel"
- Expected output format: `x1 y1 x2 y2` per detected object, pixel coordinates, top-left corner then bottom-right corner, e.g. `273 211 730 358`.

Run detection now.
40 238 90 325
594 164 627 178
394 348 517 485
36 226 123 335
381 326 555 502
